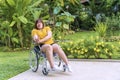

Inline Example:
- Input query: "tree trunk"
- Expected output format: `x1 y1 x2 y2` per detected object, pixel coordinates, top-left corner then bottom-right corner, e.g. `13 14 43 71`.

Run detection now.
17 22 23 48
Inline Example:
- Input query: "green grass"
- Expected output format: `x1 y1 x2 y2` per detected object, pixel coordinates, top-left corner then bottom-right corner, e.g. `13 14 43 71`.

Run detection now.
0 51 29 80
64 31 98 41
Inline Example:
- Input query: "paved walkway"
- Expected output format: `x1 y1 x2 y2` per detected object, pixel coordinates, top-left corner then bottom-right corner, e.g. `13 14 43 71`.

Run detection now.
9 60 120 80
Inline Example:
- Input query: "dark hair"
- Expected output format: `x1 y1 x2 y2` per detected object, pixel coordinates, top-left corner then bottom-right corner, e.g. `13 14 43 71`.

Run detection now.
35 19 44 29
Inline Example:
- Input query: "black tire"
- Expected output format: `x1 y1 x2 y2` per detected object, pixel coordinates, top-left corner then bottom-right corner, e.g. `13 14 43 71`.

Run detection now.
63 65 66 72
29 49 39 72
42 68 49 75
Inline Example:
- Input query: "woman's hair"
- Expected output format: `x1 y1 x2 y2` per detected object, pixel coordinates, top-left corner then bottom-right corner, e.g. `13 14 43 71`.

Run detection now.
34 19 44 29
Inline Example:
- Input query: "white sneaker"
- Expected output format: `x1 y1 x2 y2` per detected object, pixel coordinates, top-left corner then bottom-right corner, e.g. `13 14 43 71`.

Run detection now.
65 65 72 72
51 65 61 71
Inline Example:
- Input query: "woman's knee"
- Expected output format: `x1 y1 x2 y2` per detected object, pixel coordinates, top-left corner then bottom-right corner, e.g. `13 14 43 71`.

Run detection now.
41 44 53 52
52 44 61 51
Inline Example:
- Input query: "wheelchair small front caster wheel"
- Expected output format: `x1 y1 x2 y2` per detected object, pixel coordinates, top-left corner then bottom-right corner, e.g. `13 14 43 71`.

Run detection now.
63 65 66 72
42 68 49 75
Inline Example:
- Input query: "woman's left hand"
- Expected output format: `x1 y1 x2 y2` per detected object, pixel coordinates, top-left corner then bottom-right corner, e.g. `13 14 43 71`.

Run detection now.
36 39 42 44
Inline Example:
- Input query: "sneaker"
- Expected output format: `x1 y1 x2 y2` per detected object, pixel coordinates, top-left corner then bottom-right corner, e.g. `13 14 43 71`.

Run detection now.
51 65 61 71
65 65 72 72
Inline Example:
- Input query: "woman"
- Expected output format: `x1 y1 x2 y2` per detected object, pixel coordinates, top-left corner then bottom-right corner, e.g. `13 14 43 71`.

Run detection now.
31 19 72 72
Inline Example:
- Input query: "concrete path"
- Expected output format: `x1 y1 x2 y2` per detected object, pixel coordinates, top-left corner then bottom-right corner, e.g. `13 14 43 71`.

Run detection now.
9 60 120 80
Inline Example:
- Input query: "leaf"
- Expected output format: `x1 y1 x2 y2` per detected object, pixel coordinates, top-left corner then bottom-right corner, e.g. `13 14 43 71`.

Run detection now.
55 22 62 27
30 0 44 7
6 0 15 7
9 21 16 27
60 0 64 6
34 11 41 20
69 0 79 5
18 16 28 24
23 0 32 6
8 28 13 37
58 15 66 20
11 37 19 43
31 10 41 21
1 21 10 28
63 24 69 29
53 6 62 14
64 12 72 16
65 16 75 23
42 15 50 19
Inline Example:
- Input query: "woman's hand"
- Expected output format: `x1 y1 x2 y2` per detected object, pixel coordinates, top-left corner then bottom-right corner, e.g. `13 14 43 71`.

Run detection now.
36 39 42 44
33 35 40 43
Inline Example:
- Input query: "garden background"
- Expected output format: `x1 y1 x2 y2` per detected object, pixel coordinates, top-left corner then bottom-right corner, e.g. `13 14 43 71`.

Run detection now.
0 0 120 80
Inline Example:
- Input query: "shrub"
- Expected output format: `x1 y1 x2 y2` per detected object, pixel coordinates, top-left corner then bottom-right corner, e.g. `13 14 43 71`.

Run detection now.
104 36 120 42
105 13 120 36
94 22 108 38
60 36 115 59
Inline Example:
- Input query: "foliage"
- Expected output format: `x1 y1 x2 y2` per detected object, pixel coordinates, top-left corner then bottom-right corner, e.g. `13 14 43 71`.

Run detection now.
52 27 64 40
72 0 120 30
69 0 79 5
0 0 120 49
104 36 120 42
94 22 108 38
60 36 116 59
0 0 44 48
105 13 120 36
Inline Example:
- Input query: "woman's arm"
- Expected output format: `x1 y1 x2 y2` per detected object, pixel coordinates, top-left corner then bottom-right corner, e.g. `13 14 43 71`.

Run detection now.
36 31 52 43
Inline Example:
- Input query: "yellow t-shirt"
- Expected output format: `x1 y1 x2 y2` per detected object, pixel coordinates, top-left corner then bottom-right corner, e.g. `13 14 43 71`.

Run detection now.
31 26 54 44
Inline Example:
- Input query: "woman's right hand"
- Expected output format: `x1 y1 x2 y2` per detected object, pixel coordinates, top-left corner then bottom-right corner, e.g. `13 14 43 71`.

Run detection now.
33 35 39 42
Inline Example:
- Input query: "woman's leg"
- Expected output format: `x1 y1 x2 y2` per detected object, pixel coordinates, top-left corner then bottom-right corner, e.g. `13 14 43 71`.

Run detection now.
41 44 54 68
52 43 69 65
52 43 72 72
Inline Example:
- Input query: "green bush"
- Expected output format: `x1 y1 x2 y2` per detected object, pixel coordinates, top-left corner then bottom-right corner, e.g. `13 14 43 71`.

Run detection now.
106 13 120 36
94 22 108 38
104 36 120 42
60 36 116 59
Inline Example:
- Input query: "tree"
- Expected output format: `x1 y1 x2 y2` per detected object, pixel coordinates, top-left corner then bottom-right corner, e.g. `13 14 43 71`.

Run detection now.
0 0 44 48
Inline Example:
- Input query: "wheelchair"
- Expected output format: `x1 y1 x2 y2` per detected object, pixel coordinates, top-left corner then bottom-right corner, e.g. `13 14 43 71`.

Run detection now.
29 45 67 75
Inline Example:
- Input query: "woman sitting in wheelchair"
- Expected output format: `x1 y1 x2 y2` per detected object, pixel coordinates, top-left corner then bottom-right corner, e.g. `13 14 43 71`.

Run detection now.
31 18 72 72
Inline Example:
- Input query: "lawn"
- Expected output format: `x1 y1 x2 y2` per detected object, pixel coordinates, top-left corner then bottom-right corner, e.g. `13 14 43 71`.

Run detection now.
63 31 98 41
0 51 29 80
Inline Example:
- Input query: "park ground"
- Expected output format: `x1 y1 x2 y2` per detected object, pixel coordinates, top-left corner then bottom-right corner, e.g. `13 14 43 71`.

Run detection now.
9 59 120 80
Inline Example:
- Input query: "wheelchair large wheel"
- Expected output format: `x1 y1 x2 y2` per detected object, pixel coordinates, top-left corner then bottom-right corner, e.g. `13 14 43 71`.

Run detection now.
29 49 39 72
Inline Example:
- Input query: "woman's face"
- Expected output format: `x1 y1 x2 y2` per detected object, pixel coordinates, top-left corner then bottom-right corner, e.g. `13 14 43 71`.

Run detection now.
37 21 43 30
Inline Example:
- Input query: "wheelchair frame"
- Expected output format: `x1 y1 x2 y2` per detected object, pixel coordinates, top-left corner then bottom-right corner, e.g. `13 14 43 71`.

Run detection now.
29 45 66 75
